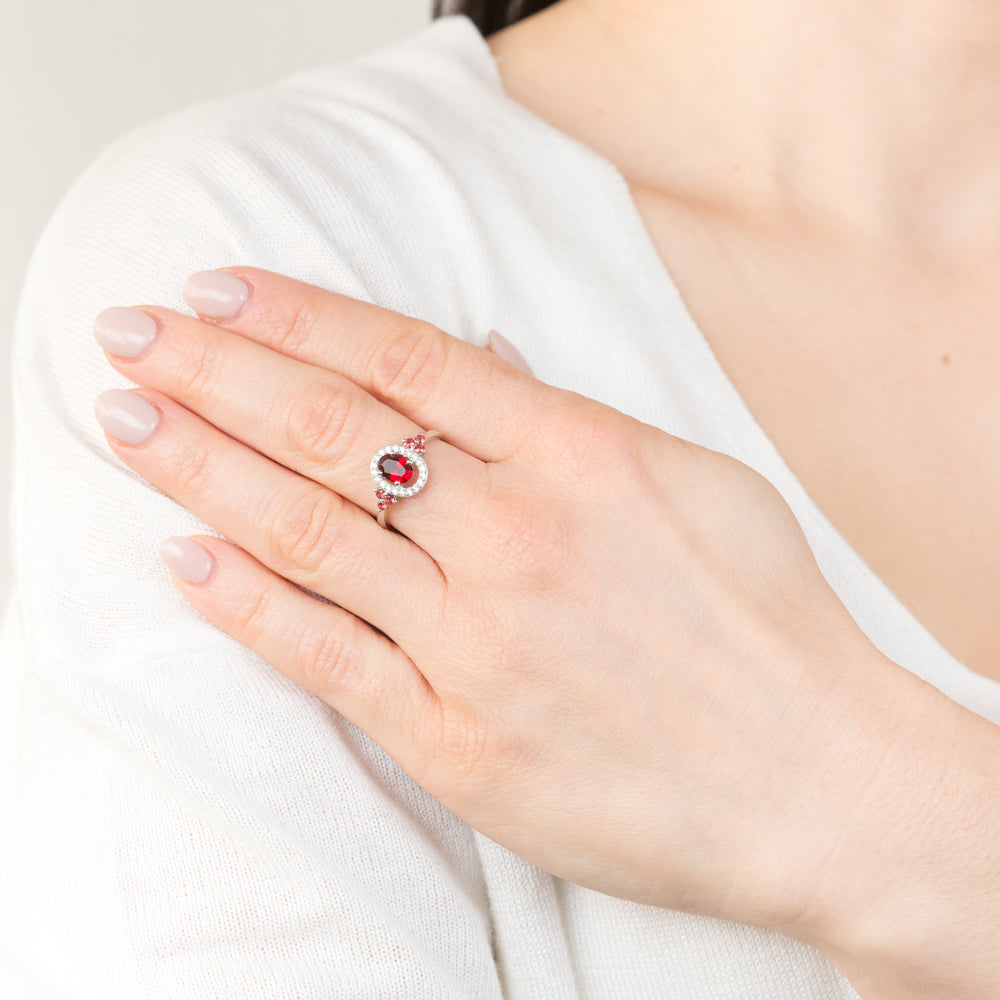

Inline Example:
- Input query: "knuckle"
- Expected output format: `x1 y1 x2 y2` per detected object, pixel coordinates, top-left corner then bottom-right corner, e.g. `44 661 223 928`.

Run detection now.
172 334 226 407
543 402 649 500
267 488 346 578
283 380 365 466
229 584 275 647
477 488 575 590
367 321 448 407
431 706 493 784
559 402 629 467
489 500 574 591
423 705 536 813
169 443 215 498
257 294 319 357
271 299 316 357
299 622 363 694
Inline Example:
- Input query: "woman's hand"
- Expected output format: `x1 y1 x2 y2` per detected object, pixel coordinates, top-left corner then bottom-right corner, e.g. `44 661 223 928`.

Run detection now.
92 267 1000 995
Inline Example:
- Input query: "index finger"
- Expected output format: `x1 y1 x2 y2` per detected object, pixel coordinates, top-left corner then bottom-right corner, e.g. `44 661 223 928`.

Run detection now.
180 266 550 463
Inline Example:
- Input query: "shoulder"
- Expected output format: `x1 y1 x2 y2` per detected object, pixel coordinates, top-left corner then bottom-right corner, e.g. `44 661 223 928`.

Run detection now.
9 16 512 667
49 14 507 234
18 15 513 359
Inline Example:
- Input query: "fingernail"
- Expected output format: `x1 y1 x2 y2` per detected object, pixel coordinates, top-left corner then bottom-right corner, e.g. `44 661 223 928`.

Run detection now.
93 307 159 358
94 389 161 444
159 536 215 584
486 329 533 375
182 270 250 321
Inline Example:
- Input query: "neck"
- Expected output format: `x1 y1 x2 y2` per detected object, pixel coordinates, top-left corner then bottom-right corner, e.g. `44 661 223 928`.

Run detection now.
493 0 1000 267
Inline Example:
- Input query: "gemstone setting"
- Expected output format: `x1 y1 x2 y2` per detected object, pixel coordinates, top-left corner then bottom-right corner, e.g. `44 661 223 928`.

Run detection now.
378 454 415 485
370 442 429 501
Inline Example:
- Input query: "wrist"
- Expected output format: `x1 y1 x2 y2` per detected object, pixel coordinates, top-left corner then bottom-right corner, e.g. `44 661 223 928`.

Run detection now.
785 663 1000 999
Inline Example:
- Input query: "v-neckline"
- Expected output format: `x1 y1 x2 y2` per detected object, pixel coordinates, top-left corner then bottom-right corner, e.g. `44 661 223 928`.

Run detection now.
438 13 1000 717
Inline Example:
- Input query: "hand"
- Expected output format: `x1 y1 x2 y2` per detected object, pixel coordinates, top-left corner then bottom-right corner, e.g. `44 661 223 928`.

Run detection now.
91 267 978 986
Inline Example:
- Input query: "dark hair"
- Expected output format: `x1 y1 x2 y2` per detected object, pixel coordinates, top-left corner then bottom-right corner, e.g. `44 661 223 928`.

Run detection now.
432 0 560 36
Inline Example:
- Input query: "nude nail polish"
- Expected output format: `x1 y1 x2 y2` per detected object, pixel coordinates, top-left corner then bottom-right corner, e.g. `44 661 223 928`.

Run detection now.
93 307 158 358
94 389 160 444
486 329 533 375
159 536 215 584
182 270 250 320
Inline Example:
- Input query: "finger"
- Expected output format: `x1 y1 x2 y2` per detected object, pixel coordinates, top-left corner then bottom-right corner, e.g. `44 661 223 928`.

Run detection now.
95 387 446 644
179 266 552 462
96 306 486 549
162 533 442 775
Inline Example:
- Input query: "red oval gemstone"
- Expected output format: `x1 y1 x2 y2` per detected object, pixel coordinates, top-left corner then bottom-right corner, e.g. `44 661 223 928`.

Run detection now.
378 454 415 485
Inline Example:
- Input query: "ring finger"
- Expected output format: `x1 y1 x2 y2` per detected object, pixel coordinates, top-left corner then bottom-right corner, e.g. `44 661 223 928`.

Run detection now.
93 386 446 646
94 305 488 552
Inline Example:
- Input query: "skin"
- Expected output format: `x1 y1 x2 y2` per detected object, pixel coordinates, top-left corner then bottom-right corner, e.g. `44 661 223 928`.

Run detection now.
96 267 1000 1000
92 0 1000 993
490 0 1000 256
488 0 1000 682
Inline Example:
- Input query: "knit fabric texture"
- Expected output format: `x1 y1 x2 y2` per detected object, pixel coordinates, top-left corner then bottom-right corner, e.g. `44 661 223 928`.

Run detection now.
3 14 998 998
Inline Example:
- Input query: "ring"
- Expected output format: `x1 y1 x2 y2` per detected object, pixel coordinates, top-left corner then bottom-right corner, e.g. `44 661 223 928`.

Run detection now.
370 430 442 528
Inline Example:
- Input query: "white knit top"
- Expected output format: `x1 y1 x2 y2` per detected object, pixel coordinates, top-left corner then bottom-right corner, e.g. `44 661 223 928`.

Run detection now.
3 14 999 998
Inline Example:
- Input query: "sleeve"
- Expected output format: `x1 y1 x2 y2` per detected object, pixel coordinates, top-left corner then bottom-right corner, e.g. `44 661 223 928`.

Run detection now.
0 83 503 1000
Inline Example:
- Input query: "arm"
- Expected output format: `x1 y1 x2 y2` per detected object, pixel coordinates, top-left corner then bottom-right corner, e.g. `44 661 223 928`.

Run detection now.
791 684 1000 1000
93 264 1000 999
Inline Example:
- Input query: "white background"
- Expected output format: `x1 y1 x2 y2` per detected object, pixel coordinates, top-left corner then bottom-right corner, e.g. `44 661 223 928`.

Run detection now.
0 0 431 613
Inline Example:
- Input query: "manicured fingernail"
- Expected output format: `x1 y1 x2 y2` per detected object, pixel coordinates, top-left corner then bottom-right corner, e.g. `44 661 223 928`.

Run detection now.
486 329 533 375
94 389 161 444
159 536 215 584
182 270 250 321
93 307 158 358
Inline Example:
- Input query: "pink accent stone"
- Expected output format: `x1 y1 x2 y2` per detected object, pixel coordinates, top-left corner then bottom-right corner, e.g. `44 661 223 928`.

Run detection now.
375 488 397 511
